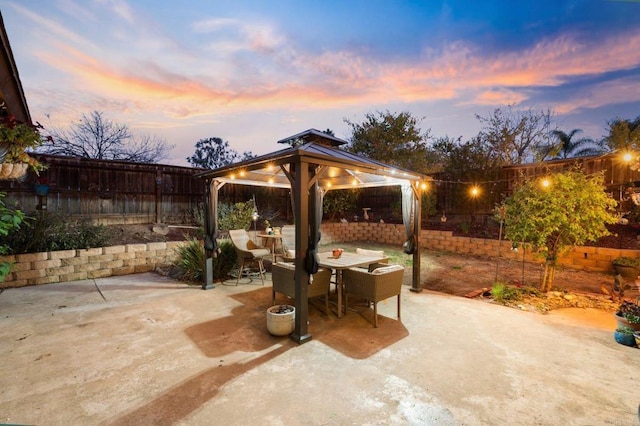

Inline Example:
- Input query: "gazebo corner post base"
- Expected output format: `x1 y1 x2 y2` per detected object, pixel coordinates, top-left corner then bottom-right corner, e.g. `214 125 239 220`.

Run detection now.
202 257 216 290
409 287 422 293
289 333 313 345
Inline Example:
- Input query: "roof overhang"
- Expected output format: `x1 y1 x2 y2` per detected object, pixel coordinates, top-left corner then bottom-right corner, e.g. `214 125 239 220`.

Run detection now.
196 142 430 190
0 11 31 124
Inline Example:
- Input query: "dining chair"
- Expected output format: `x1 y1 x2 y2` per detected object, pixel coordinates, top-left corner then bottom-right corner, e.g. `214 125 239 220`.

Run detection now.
229 229 270 285
343 264 404 327
271 262 331 315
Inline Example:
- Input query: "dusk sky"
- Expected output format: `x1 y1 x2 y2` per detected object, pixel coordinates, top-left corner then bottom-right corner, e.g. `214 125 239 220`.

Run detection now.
2 0 640 166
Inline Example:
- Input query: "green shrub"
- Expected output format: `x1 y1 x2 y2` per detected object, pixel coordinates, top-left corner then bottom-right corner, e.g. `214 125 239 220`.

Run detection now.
172 238 237 283
0 193 25 280
323 189 358 220
173 238 206 282
491 281 521 304
612 256 640 267
213 239 237 280
0 211 112 254
218 200 256 231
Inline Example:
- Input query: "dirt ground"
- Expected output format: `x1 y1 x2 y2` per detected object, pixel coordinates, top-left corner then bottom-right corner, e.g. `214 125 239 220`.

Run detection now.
109 224 637 313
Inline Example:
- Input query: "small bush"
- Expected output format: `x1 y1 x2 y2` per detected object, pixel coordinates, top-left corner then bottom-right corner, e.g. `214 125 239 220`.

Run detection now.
173 238 206 282
0 193 25 280
0 211 112 254
172 238 237 283
491 281 521 304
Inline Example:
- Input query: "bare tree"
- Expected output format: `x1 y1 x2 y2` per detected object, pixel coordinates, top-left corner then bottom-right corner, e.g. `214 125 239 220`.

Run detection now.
476 104 554 165
39 111 173 163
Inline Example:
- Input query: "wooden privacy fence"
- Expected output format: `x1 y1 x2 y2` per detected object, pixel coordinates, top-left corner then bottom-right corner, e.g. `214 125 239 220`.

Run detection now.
0 154 205 225
0 152 636 225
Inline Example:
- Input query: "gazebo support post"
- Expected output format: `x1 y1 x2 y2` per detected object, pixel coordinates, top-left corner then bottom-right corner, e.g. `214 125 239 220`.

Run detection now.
202 179 222 290
290 160 312 344
410 185 422 293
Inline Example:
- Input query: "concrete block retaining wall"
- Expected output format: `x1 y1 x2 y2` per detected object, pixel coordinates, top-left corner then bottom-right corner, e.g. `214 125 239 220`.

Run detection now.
320 222 638 274
0 241 186 289
1 222 636 289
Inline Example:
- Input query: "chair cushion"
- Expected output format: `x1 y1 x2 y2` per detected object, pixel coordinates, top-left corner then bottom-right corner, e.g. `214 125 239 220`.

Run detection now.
371 264 404 275
356 248 385 257
275 261 295 270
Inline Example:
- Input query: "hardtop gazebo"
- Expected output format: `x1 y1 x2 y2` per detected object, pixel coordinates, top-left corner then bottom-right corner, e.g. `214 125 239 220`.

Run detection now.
197 129 428 344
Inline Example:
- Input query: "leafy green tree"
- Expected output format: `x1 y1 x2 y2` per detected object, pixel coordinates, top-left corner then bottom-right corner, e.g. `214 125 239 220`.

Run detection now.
476 104 554 165
187 137 254 169
344 110 437 174
537 129 604 160
431 136 502 214
323 189 358 220
604 116 640 151
498 169 617 292
217 200 257 231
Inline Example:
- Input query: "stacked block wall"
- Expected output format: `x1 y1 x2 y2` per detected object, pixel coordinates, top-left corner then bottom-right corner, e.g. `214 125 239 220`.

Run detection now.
320 222 636 274
0 241 186 289
2 223 635 289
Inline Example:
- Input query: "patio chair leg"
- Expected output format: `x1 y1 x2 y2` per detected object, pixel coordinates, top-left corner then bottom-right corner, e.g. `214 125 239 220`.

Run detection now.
236 259 246 286
397 295 401 320
373 303 378 328
258 258 265 285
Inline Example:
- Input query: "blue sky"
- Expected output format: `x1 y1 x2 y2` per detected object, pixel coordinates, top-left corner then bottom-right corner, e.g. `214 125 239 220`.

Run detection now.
2 0 640 166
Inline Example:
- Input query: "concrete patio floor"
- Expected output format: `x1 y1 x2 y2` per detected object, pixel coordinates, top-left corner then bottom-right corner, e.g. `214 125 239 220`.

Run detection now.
0 272 638 425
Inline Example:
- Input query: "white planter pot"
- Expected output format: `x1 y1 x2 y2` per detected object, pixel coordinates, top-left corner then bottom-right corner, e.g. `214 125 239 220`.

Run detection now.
266 305 295 336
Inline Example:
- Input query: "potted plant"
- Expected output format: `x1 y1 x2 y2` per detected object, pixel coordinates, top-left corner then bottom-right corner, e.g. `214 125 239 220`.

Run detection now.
266 304 295 336
614 326 637 347
611 256 640 281
614 300 640 332
0 115 46 178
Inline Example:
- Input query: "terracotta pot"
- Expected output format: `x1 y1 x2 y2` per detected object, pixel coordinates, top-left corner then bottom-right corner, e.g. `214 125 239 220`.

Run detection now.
0 163 13 178
614 313 640 332
613 264 640 281
8 163 27 179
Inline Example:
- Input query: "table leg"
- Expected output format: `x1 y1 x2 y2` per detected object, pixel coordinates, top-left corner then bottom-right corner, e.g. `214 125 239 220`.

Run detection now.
336 269 343 318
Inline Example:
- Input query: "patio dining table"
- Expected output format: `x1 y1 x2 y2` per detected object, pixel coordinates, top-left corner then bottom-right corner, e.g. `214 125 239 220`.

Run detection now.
317 251 388 318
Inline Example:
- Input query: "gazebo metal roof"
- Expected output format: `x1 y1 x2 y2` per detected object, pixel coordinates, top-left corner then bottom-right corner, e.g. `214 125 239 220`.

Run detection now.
196 139 427 189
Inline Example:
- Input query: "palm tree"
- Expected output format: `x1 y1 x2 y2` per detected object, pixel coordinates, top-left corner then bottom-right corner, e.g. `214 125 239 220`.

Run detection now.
538 129 604 160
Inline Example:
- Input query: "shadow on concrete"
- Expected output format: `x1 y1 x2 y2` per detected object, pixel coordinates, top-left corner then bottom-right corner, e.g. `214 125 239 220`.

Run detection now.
111 287 408 424
185 287 409 360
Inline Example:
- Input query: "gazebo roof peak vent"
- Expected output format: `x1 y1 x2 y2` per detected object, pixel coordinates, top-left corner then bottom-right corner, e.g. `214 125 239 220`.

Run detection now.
277 128 347 147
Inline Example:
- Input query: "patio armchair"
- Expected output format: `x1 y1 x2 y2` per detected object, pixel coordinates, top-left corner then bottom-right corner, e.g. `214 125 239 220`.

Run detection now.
271 262 331 316
279 224 296 262
343 264 404 327
229 229 270 285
